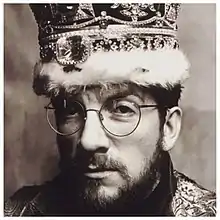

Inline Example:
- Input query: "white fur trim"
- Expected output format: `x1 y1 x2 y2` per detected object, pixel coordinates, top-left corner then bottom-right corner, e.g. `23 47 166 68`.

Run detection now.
33 49 190 95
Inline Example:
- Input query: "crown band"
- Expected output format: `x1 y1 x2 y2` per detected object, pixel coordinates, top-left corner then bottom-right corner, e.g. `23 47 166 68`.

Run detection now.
43 26 177 42
40 32 178 66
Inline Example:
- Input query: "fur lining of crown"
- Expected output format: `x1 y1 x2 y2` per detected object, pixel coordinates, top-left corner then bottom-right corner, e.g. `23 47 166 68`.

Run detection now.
33 49 190 97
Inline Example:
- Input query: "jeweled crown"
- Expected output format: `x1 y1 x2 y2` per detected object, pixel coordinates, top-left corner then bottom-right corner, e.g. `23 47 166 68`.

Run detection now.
30 3 181 66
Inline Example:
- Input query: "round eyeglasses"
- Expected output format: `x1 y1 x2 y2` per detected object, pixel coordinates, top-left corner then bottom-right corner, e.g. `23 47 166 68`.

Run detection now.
44 99 160 137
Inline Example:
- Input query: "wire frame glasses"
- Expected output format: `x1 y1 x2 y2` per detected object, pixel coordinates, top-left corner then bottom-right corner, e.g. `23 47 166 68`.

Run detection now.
45 99 159 137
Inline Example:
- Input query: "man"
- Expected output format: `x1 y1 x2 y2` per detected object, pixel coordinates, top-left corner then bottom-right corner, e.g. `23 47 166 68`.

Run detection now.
4 3 216 216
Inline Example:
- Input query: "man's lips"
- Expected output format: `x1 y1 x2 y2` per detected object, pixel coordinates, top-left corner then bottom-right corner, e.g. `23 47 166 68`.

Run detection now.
84 170 116 179
84 165 117 179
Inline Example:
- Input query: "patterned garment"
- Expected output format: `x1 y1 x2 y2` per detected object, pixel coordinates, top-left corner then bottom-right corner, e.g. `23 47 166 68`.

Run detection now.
172 171 216 216
4 170 216 216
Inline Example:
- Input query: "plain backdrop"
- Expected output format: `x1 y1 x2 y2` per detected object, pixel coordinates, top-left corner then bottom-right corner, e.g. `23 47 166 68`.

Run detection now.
4 4 216 198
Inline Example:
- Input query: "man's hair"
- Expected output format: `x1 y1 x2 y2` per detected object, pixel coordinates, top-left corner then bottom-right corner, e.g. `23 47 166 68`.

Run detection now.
143 83 182 128
144 84 182 108
97 82 181 126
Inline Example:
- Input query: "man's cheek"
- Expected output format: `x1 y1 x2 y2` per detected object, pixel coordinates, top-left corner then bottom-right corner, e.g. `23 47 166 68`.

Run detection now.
57 135 78 162
116 150 145 180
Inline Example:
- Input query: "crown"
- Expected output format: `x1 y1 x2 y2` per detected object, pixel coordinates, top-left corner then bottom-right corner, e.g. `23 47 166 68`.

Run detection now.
30 3 181 66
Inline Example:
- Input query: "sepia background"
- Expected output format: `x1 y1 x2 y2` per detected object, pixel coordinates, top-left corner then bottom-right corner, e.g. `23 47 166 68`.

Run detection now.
4 4 216 198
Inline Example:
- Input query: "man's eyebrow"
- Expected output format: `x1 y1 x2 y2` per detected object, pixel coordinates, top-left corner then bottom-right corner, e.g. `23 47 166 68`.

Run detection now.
103 89 145 102
97 84 146 103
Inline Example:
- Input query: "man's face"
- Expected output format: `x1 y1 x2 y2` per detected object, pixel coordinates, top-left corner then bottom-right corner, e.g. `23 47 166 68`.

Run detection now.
55 84 163 209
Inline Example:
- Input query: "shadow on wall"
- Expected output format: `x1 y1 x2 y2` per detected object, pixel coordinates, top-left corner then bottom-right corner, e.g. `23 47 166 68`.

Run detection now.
4 87 60 198
171 107 216 192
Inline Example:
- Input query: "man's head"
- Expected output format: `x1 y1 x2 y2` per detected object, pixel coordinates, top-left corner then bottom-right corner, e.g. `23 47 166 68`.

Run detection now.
30 3 189 212
43 80 182 212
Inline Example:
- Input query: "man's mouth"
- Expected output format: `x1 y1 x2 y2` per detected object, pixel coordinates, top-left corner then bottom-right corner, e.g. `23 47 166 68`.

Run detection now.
84 164 116 179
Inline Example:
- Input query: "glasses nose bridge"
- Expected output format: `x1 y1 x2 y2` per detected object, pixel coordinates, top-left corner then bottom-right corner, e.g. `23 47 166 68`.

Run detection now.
85 108 104 121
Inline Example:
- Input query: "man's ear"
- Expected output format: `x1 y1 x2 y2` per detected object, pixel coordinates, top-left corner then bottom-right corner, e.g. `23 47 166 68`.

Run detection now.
162 107 182 151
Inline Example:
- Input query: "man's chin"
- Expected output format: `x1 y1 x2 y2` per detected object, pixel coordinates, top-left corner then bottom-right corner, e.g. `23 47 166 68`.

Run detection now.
86 184 122 200
59 164 160 214
74 177 128 212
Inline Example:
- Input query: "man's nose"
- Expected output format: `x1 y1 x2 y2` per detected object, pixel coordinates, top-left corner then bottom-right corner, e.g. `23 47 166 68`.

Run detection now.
80 110 110 152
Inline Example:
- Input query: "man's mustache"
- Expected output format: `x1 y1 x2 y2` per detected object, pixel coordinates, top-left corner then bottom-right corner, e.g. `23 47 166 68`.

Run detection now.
77 154 126 171
62 153 130 179
87 154 127 171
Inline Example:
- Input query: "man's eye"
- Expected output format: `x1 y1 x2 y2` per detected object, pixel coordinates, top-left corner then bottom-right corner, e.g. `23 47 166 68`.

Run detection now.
65 103 83 116
65 106 78 115
110 100 138 115
114 105 134 114
56 102 82 117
